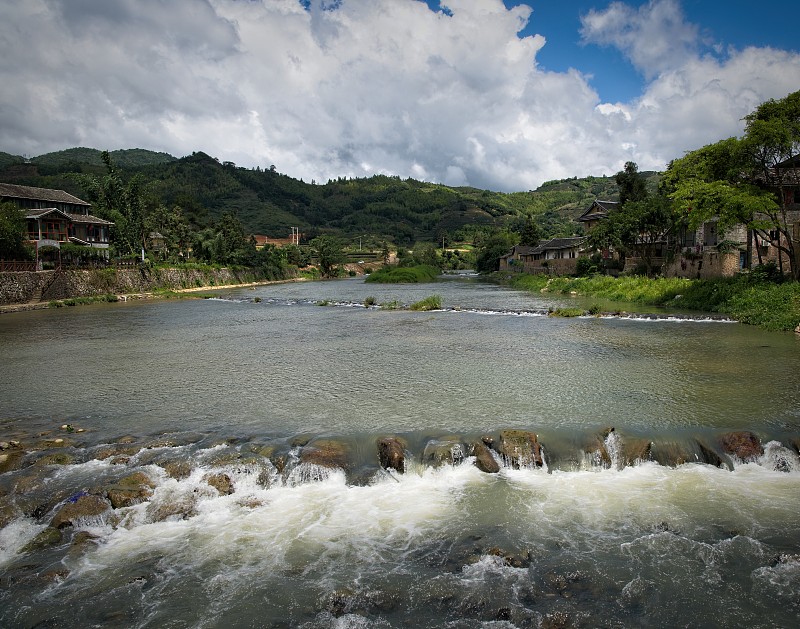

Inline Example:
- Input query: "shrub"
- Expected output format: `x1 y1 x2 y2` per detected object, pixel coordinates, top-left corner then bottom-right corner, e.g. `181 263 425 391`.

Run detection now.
366 264 439 284
410 295 442 311
364 296 377 307
548 307 585 318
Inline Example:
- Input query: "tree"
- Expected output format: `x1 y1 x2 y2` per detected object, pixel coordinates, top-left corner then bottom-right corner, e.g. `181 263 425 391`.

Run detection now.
616 161 648 206
475 230 518 274
72 151 149 256
310 235 346 278
0 202 30 260
587 195 674 276
664 90 800 279
518 216 542 246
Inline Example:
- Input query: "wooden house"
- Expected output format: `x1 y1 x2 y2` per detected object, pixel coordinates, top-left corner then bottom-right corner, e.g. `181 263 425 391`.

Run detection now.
0 183 113 262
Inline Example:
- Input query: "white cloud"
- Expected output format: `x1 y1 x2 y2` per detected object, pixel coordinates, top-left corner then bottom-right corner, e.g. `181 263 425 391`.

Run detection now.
0 0 799 192
579 0 698 78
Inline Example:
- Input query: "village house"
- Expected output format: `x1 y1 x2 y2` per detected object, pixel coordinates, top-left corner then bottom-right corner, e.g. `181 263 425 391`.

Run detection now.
0 183 113 266
500 238 588 275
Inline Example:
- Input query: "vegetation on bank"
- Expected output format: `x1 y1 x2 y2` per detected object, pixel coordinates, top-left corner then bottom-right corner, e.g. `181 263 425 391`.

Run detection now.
504 269 800 332
365 264 440 283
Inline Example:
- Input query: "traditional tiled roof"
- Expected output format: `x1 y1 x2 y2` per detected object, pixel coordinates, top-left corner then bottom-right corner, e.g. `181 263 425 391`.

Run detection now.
70 213 114 225
526 237 588 255
24 208 73 220
0 182 90 206
577 200 619 222
25 207 113 226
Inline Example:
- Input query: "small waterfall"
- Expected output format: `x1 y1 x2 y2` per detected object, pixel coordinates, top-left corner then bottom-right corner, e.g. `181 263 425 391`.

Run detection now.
759 441 800 473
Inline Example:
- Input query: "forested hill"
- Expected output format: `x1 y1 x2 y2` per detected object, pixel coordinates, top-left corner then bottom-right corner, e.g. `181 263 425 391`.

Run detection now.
0 147 659 243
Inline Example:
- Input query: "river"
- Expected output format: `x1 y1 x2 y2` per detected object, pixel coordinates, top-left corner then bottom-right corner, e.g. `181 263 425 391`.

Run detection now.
1 274 799 628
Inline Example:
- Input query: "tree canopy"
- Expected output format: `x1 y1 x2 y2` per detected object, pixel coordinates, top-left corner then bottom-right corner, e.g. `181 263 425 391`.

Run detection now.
664 90 800 279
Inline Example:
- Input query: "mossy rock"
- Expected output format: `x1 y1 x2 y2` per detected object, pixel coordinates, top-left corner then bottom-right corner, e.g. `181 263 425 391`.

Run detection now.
719 431 763 460
471 441 500 474
22 527 62 552
205 473 234 495
50 495 110 529
377 437 407 473
34 452 75 466
498 430 543 468
301 439 351 470
107 471 156 509
159 460 192 480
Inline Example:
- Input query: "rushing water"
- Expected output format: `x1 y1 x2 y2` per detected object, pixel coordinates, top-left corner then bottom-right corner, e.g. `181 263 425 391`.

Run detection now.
1 274 799 628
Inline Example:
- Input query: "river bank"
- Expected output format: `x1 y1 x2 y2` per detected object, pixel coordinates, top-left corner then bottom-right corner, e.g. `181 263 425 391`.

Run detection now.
498 272 800 333
0 266 301 314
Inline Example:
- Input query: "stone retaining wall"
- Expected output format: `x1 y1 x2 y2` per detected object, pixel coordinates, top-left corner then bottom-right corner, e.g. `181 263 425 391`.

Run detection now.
0 267 269 305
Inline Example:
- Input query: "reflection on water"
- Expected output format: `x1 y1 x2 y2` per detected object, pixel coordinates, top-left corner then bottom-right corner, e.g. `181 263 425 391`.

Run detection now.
1 275 799 627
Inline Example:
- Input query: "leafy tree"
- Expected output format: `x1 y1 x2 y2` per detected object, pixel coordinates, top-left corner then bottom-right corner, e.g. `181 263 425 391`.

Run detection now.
518 216 542 246
410 242 441 268
475 230 518 273
616 161 648 205
664 90 800 279
0 201 31 260
72 151 149 256
587 195 674 276
310 235 346 278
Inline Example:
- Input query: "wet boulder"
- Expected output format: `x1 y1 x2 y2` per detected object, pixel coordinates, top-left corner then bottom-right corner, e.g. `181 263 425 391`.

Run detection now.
50 494 111 529
471 441 499 474
106 471 156 509
22 527 63 552
147 497 197 522
719 431 763 461
377 437 406 473
301 439 351 470
159 459 192 480
423 436 465 467
498 430 543 468
205 472 234 495
0 449 25 473
697 441 725 467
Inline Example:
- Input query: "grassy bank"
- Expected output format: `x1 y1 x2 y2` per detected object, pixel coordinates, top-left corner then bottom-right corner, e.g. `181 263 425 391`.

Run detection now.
365 264 440 283
504 273 800 332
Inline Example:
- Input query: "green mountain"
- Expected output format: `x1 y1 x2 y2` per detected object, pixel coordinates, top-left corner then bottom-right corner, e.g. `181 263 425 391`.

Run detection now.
0 146 659 243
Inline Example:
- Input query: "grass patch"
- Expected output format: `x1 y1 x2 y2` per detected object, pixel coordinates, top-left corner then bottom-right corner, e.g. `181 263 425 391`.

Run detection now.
380 300 401 310
410 295 442 311
548 307 585 318
48 294 119 308
504 271 800 331
365 265 440 284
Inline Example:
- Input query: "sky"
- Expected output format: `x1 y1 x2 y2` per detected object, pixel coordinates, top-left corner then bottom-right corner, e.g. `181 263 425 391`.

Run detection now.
1 0 799 192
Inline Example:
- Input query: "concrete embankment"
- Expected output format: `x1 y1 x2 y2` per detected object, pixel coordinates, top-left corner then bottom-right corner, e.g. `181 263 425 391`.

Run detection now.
0 267 283 311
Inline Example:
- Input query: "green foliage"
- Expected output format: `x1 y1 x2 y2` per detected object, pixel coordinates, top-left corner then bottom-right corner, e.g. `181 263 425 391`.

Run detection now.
409 295 442 311
615 162 648 205
665 90 800 279
32 147 176 169
1 146 660 249
363 296 377 307
587 194 675 276
310 235 346 278
0 201 31 259
475 230 518 273
548 307 585 318
507 271 800 331
575 256 597 277
365 264 440 283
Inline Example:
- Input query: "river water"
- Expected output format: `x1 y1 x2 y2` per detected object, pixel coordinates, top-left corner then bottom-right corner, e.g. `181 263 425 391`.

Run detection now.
1 274 799 628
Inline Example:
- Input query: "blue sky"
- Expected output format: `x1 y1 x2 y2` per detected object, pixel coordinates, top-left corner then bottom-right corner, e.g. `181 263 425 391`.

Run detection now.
2 0 799 191
429 0 799 103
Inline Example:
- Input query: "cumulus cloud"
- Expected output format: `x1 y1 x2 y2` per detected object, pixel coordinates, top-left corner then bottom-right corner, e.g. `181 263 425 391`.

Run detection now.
579 0 698 78
0 0 799 191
